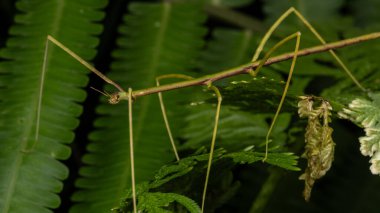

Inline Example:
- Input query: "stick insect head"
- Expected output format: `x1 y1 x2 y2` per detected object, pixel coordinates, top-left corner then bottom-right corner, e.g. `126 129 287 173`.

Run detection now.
90 87 121 104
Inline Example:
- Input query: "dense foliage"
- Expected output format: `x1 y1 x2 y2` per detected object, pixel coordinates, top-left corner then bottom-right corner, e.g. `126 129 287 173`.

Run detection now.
0 0 379 212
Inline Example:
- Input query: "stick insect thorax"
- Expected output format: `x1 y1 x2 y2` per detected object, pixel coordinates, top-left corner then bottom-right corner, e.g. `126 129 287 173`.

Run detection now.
108 32 380 104
47 33 380 105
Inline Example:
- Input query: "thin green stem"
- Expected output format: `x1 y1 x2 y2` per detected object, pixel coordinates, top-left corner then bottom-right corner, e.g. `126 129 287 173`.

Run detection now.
29 36 50 152
248 169 282 213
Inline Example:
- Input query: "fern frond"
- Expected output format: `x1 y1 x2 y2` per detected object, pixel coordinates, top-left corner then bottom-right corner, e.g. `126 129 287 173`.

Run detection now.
113 191 201 213
71 2 206 212
0 0 106 212
182 78 297 153
226 151 300 171
339 92 380 174
220 78 299 112
137 192 202 213
182 105 292 153
113 147 298 212
198 28 258 74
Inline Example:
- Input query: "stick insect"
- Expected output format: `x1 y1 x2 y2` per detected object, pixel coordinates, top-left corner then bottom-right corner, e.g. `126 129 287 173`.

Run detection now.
34 7 380 213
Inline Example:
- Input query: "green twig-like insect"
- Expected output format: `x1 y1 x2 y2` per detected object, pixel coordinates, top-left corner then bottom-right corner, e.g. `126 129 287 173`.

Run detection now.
33 7 380 213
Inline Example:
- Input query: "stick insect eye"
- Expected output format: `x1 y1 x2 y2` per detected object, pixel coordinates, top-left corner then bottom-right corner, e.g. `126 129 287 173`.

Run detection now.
90 87 119 104
108 93 120 104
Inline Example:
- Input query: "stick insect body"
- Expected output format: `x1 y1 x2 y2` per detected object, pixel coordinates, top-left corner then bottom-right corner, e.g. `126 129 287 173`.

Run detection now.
37 7 380 213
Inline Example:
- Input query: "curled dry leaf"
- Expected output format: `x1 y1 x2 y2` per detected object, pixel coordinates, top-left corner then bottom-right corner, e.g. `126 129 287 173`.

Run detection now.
298 96 335 201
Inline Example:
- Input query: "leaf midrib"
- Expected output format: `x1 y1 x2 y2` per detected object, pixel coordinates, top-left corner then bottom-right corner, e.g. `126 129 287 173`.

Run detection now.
1 2 65 212
120 2 172 192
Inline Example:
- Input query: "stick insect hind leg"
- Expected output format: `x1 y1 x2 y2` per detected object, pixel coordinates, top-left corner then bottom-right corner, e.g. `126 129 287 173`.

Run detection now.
156 74 222 213
251 7 366 161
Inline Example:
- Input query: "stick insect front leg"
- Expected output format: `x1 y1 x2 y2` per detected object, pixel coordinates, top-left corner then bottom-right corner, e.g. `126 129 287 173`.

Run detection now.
34 35 138 212
30 35 126 152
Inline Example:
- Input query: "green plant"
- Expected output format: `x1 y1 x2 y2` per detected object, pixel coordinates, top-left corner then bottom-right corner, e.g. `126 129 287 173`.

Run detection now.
0 0 380 213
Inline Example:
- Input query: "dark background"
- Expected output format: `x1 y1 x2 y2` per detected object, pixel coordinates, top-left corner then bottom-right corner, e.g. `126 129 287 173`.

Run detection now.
1 0 380 212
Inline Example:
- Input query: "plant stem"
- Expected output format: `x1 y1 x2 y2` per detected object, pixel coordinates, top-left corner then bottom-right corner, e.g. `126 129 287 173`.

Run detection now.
248 169 282 213
121 32 380 101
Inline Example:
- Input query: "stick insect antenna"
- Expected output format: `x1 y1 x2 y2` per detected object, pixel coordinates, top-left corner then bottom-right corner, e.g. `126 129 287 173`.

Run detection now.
90 86 121 104
90 86 110 97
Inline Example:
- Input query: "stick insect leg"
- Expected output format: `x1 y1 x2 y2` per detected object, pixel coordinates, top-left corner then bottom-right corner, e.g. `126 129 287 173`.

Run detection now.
28 35 127 152
249 32 301 161
156 74 195 161
201 83 222 213
156 74 222 212
46 35 126 93
128 88 137 213
251 7 365 91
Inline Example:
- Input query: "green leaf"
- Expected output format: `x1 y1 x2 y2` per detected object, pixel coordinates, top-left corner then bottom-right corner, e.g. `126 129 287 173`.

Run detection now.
71 2 207 212
219 78 299 112
0 0 106 212
138 192 202 213
198 28 258 74
182 105 292 152
349 0 380 27
113 191 201 213
226 151 300 171
113 148 298 212
339 92 380 175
